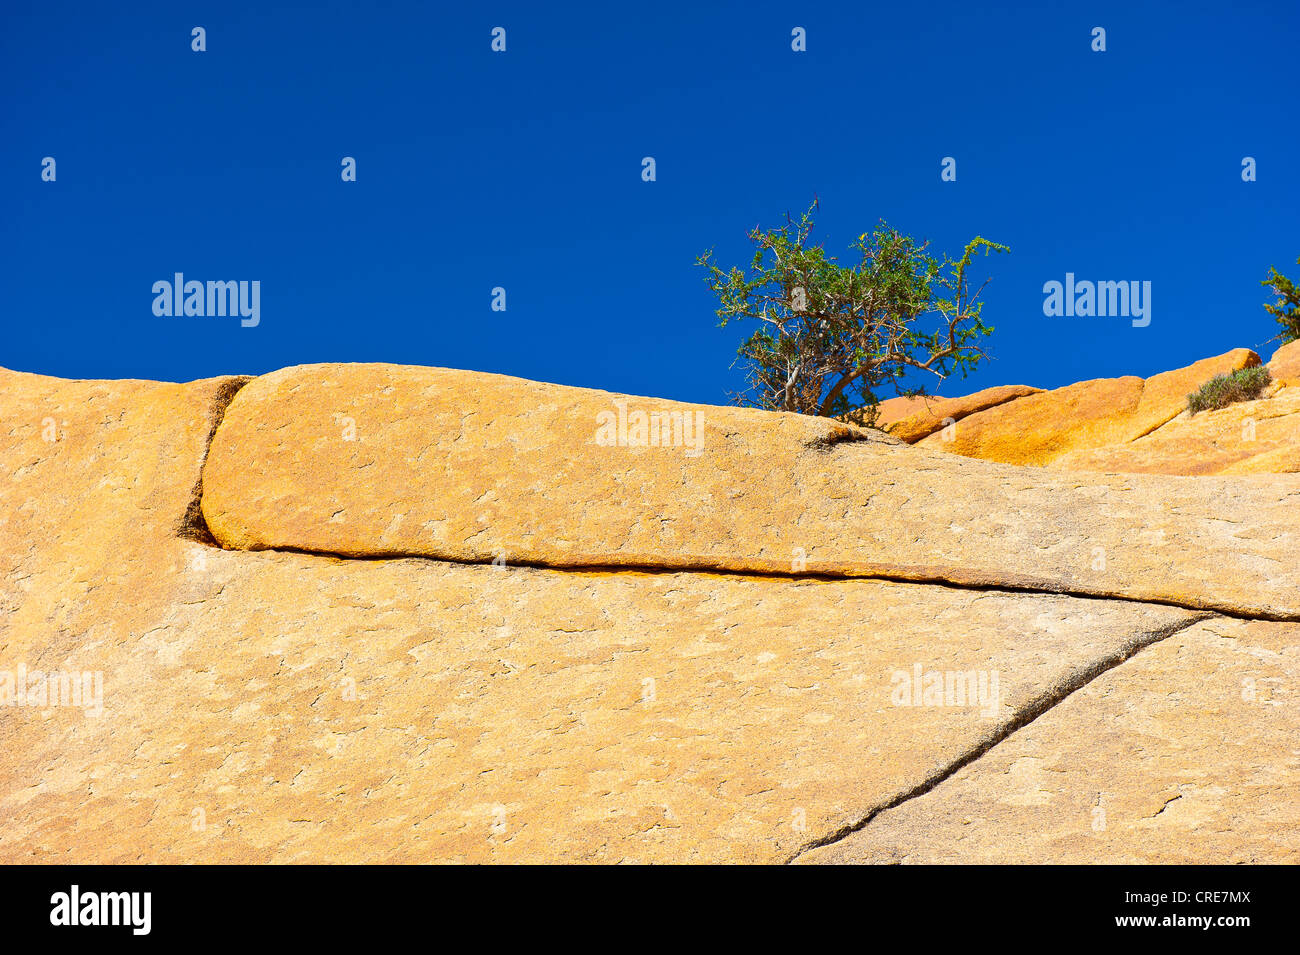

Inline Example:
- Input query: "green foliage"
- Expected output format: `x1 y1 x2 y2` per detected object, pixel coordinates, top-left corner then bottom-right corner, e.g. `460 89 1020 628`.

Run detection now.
696 198 1007 420
1186 365 1272 414
1262 256 1300 344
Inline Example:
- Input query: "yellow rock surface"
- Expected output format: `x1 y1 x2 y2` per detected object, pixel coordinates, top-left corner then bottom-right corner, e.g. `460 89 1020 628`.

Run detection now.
1268 338 1300 385
0 365 1201 863
916 349 1260 466
1051 387 1300 476
876 384 1041 443
200 362 1300 619
3 360 1299 864
797 617 1300 864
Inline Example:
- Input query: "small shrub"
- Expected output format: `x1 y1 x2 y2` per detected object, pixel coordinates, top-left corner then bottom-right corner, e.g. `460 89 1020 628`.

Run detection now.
696 198 1007 419
1186 365 1272 414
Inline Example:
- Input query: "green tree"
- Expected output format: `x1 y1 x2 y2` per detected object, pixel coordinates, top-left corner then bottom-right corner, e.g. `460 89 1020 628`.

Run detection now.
1262 256 1300 343
696 198 1007 424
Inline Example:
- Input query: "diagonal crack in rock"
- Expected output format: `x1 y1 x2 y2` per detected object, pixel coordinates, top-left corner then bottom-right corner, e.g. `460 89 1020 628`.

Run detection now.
782 612 1215 864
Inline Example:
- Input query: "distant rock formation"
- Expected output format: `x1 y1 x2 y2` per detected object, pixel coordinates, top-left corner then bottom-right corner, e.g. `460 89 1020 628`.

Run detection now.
1 354 1296 863
1269 339 1300 386
875 384 1042 443
882 344 1300 476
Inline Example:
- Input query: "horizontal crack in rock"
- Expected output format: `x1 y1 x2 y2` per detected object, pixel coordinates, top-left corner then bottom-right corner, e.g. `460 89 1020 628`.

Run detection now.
185 540 1295 624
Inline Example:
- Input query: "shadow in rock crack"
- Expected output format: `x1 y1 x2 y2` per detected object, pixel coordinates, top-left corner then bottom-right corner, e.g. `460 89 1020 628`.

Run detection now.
175 375 252 546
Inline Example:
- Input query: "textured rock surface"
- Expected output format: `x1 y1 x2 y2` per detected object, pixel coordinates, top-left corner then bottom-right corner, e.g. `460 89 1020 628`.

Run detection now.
917 349 1260 466
796 617 1300 864
0 367 245 629
876 385 1041 443
3 358 1298 864
200 362 1300 619
1268 339 1300 385
1051 387 1300 476
0 551 1199 863
0 364 1202 864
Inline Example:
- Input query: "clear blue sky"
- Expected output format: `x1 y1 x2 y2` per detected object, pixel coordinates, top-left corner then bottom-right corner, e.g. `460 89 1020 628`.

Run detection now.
3 1 1297 403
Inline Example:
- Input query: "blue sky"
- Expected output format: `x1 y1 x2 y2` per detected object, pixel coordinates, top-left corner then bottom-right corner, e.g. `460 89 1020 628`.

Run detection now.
3 1 1297 404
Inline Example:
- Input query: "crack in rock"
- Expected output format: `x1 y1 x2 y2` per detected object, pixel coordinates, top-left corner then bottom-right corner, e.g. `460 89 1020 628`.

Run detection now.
783 613 1214 863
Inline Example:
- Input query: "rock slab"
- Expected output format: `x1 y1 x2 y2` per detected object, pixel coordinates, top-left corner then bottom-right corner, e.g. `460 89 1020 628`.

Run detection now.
201 363 1300 619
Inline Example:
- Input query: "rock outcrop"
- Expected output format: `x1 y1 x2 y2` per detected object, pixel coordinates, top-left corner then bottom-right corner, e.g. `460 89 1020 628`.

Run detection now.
1269 339 1300 386
1052 386 1300 476
915 348 1261 466
879 344 1300 477
2 356 1297 864
875 384 1041 443
200 363 1300 619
